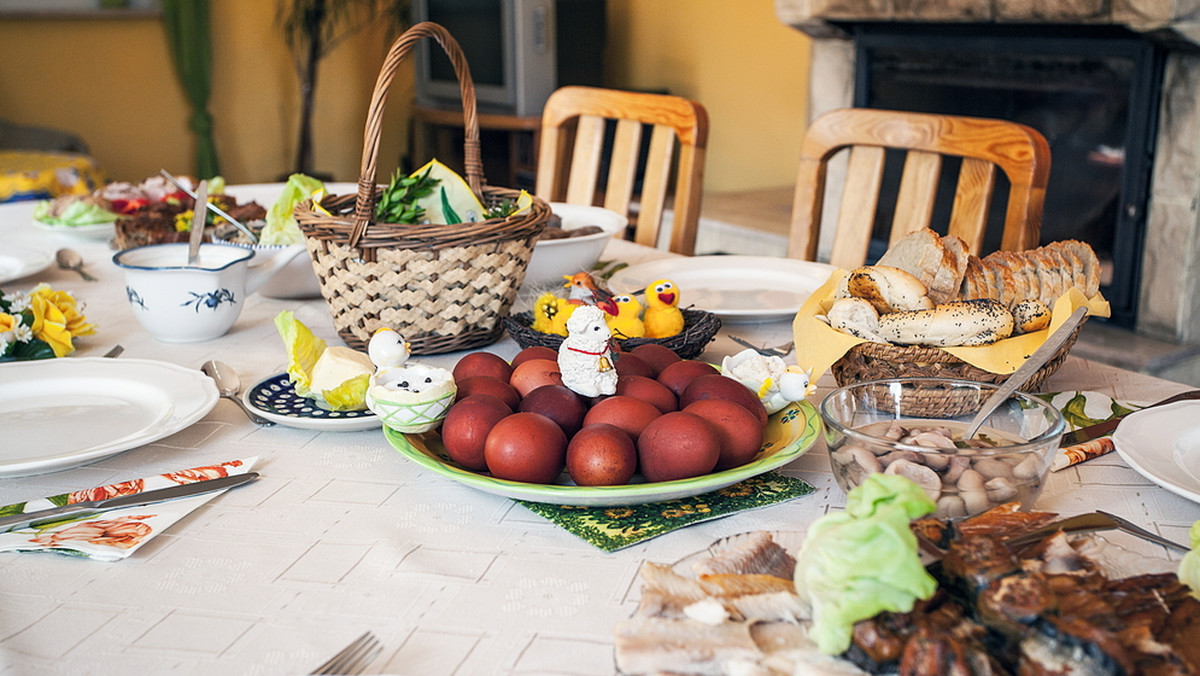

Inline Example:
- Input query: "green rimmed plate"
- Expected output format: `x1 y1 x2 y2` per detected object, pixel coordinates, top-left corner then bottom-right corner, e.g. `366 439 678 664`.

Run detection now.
383 400 822 506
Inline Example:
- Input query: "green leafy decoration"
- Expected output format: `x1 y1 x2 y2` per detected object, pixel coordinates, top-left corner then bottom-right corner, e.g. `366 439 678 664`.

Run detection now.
375 166 439 223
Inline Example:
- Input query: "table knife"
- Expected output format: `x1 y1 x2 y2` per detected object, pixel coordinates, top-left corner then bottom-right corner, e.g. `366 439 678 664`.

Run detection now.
0 472 259 532
187 179 208 266
1059 389 1200 447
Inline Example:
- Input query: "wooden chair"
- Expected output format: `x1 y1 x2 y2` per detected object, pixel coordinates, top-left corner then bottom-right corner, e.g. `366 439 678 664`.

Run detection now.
535 86 709 255
786 108 1051 267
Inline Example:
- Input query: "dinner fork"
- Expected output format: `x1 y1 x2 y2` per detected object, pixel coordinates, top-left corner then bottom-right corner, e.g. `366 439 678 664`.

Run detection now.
310 631 381 675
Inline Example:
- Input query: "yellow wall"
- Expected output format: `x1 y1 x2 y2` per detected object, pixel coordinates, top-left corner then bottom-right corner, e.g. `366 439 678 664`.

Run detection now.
0 1 809 192
606 0 810 192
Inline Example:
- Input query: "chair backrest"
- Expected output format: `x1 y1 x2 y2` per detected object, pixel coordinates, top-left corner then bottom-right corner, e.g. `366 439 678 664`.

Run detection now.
786 108 1050 268
535 86 709 255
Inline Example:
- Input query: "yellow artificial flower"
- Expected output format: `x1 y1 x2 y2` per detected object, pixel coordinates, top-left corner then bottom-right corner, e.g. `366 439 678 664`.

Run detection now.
29 295 73 357
0 312 17 334
30 284 96 338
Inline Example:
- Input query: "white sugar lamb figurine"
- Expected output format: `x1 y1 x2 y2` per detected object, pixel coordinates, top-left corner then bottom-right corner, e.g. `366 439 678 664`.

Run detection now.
557 305 618 398
721 348 816 414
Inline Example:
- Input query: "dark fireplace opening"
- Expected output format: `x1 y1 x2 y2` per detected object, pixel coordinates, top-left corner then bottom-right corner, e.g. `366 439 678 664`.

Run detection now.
847 23 1165 328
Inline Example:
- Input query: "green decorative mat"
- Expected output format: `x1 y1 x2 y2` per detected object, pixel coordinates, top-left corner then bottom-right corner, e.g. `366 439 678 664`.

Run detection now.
519 471 814 551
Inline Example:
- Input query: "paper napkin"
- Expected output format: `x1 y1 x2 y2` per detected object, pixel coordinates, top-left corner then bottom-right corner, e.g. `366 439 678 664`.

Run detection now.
1037 391 1138 471
520 471 815 552
0 457 257 561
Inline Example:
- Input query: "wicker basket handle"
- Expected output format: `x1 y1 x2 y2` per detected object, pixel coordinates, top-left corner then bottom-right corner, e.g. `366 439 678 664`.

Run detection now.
349 21 485 248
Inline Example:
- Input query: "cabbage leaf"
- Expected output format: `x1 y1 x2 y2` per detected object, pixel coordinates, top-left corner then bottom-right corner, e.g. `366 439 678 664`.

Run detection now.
261 174 324 245
793 474 938 654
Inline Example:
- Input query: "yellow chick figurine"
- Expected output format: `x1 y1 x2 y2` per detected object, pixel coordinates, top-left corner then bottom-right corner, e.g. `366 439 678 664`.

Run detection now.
606 294 645 339
643 278 684 338
531 292 575 336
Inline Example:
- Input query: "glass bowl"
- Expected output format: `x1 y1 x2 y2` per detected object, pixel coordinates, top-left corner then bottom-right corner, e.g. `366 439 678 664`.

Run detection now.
819 377 1064 519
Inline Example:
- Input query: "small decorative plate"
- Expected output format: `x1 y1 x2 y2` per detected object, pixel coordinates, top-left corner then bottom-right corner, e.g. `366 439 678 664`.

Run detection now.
32 219 115 240
242 373 380 432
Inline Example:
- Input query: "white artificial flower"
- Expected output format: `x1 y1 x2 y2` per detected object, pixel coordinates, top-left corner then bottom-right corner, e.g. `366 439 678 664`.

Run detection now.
12 323 33 343
4 291 30 313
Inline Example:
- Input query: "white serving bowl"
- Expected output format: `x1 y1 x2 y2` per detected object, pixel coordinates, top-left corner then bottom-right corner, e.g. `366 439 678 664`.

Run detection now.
520 203 627 291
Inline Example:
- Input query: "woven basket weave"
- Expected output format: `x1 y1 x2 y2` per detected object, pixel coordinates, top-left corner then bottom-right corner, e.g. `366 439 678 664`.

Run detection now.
294 22 549 354
831 318 1084 414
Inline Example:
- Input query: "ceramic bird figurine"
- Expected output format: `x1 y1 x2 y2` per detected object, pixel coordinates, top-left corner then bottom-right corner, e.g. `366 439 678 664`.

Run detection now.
564 271 618 316
721 348 817 414
365 328 457 433
558 305 619 397
368 327 411 370
643 278 684 338
606 294 645 339
531 292 574 335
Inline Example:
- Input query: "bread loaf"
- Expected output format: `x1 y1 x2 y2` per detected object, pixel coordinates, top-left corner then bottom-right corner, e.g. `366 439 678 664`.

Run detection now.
827 297 882 341
1011 299 1052 334
876 299 1014 347
846 265 934 314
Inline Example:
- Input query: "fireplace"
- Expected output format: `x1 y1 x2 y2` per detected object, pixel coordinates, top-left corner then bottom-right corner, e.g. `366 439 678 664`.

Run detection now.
775 0 1200 345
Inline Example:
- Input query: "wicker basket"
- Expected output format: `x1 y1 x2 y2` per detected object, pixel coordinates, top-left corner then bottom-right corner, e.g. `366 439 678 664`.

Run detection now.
503 308 722 360
294 22 550 354
831 317 1085 399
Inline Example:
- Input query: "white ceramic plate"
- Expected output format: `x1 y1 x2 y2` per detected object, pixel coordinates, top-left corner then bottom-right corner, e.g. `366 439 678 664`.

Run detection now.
384 400 821 506
242 373 381 432
32 219 115 240
0 358 219 477
608 256 838 323
0 243 54 286
1113 400 1200 503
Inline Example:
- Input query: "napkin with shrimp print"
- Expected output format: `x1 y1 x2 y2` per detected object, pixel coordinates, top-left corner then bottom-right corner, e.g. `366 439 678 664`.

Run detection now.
0 458 257 561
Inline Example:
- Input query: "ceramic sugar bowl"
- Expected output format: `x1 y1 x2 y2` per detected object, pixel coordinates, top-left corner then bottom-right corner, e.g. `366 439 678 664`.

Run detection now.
112 242 302 342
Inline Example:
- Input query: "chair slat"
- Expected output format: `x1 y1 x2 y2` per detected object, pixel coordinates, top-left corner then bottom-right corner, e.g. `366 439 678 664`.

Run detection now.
891 150 942 244
602 119 642 216
947 157 997 253
830 145 886 269
564 115 607 206
632 125 675 248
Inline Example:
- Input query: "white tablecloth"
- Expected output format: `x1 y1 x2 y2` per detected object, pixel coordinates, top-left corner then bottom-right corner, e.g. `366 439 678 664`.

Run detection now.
1 195 1197 674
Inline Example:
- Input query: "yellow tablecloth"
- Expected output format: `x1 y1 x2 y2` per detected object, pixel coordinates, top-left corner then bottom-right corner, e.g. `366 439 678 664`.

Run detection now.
0 150 104 203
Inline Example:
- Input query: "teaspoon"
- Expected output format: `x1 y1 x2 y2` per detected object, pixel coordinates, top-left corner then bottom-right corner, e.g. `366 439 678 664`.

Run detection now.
55 248 97 281
201 360 275 426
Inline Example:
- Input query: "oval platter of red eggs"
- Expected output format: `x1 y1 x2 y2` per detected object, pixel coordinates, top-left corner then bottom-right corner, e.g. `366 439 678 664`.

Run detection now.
381 343 821 507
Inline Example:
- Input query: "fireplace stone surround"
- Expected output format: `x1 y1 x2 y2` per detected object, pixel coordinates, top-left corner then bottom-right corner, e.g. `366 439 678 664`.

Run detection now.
774 0 1200 351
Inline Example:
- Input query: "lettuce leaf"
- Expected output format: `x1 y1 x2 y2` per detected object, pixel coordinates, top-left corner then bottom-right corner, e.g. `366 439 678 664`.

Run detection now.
793 474 938 654
32 198 117 226
274 310 326 397
261 173 325 245
1179 521 1200 598
320 373 371 411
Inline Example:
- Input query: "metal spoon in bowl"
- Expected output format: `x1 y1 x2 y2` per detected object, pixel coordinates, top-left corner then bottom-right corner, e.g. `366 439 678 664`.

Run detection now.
962 306 1089 439
55 248 97 281
201 360 275 426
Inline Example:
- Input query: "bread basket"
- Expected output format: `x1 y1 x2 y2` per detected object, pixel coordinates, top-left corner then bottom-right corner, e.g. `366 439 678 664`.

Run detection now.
830 317 1084 397
294 22 550 354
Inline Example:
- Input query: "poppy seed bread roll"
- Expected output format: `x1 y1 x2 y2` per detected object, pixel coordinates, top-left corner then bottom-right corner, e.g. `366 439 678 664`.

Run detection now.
827 297 883 341
876 299 1015 347
1011 299 1052 334
846 265 934 314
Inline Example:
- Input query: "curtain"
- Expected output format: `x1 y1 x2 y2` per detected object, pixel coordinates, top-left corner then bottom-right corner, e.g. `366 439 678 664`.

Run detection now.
161 0 220 178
